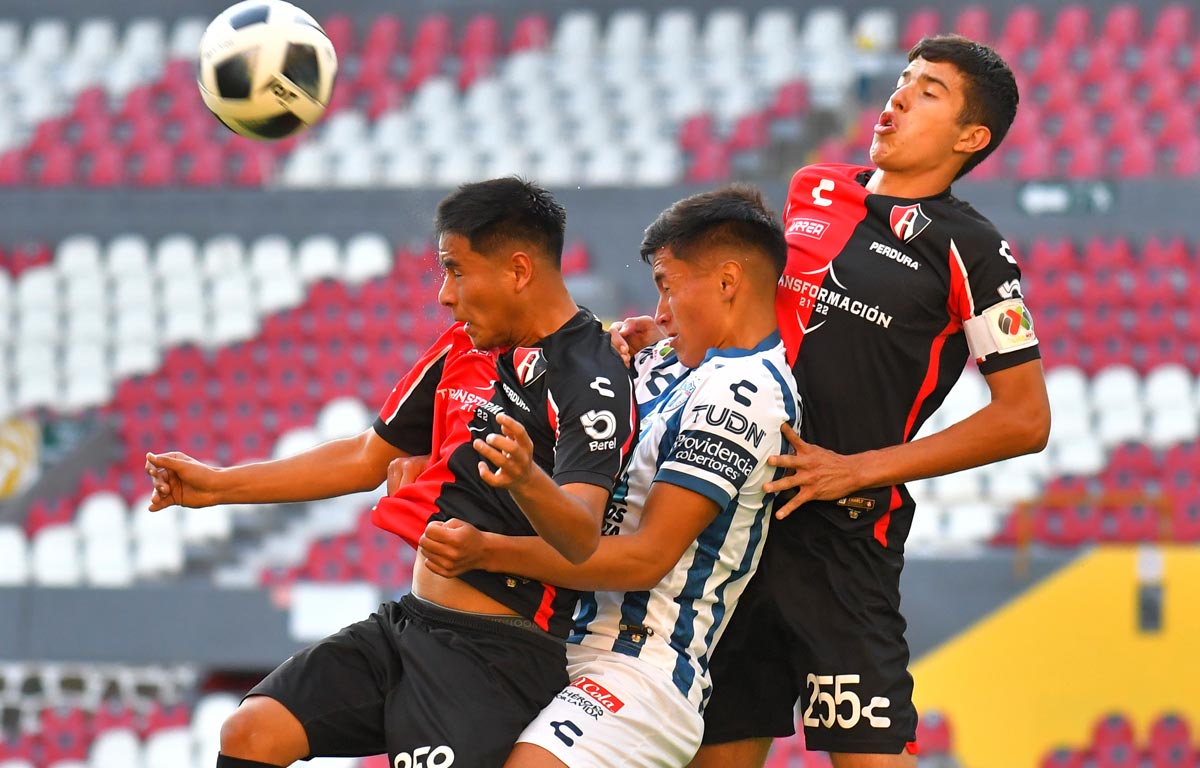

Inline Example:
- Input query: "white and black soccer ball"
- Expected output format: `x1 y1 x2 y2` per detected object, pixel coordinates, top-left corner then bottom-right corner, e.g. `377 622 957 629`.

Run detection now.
198 0 338 140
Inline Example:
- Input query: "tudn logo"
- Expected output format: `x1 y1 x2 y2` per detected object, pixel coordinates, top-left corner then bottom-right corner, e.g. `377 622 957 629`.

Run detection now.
512 347 547 386
889 204 932 244
786 217 830 240
998 305 1033 336
571 677 625 713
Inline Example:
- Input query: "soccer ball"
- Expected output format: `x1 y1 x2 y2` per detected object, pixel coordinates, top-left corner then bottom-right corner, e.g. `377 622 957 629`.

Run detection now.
197 0 337 140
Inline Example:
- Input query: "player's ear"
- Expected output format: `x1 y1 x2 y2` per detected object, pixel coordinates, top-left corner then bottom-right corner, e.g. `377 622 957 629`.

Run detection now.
508 250 534 291
717 259 743 300
955 123 991 155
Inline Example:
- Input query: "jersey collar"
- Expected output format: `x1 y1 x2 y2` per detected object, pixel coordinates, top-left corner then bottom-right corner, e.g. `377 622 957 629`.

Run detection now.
700 330 782 364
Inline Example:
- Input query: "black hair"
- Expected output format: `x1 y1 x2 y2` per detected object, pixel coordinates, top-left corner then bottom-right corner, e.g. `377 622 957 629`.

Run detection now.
639 184 787 280
909 34 1019 179
434 176 566 265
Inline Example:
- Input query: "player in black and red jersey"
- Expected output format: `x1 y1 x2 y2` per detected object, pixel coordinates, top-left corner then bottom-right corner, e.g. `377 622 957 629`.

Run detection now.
144 178 636 768
616 36 1051 767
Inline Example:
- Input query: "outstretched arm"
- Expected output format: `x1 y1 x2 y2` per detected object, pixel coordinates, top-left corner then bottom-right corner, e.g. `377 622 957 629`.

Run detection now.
766 359 1051 517
145 428 406 510
420 482 719 592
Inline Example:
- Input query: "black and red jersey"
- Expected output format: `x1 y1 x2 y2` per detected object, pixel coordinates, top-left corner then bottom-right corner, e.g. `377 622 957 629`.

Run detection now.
370 310 637 637
776 164 1040 551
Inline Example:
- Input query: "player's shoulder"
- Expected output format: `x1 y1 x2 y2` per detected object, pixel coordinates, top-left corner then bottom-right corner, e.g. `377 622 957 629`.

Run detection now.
545 311 630 385
692 338 795 406
793 162 871 182
927 193 1008 248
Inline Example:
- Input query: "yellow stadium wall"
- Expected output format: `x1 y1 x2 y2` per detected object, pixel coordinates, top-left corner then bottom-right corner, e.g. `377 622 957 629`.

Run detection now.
911 547 1200 768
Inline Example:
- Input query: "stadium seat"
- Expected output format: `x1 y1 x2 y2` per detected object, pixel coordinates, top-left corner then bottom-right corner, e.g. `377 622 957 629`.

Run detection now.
31 525 84 586
0 526 29 586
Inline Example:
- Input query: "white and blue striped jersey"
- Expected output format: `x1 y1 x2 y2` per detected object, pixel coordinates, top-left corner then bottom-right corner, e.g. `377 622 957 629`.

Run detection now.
569 332 800 713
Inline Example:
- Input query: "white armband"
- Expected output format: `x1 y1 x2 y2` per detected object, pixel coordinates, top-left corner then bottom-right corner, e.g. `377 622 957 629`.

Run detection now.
963 298 1038 361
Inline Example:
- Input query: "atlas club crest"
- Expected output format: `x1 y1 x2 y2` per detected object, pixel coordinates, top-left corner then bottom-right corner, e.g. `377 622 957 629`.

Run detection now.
889 203 932 244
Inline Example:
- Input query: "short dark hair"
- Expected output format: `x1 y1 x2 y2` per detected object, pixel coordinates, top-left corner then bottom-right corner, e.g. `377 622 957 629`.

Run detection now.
434 177 566 265
639 185 787 280
909 34 1019 179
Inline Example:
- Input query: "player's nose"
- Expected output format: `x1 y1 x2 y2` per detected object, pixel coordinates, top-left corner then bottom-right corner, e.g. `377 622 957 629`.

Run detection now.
437 275 456 307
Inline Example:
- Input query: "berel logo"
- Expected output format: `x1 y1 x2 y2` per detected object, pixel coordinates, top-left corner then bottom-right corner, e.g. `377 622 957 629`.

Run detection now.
571 677 625 713
786 217 830 240
513 347 547 386
889 204 932 244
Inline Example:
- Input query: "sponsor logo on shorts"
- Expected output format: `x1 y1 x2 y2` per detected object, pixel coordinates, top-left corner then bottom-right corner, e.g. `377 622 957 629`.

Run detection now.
555 688 607 720
571 676 625 713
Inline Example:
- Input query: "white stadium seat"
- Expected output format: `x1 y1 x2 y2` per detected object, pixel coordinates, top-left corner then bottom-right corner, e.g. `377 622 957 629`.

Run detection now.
141 728 192 768
201 234 246 278
89 728 142 768
296 235 343 283
317 397 371 442
273 426 320 460
162 306 207 347
32 525 83 586
1144 364 1194 409
248 235 294 280
0 525 30 586
16 266 58 311
433 150 481 187
182 504 234 545
321 111 369 153
332 145 379 188
254 268 305 313
281 143 330 187
382 145 431 187
1051 439 1106 477
1090 365 1140 412
113 341 162 379
76 492 129 539
554 10 601 58
1096 406 1145 448
156 233 201 276
106 234 152 277
209 300 258 346
0 20 20 63
74 18 119 64
853 9 898 52
83 536 134 587
56 234 103 275
1146 405 1198 449
26 18 71 63
343 233 392 285
703 8 748 59
169 16 207 59
942 501 1002 548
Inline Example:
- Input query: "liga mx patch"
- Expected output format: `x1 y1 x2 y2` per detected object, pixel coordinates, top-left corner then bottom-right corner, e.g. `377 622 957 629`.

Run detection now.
963 298 1039 360
571 677 625 713
889 203 932 244
513 347 547 386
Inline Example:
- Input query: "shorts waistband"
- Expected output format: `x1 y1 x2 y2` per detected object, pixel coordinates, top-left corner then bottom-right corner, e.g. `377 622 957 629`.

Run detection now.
400 593 564 648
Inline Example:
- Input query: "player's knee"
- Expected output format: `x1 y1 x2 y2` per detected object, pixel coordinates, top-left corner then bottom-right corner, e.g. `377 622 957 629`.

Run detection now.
220 696 308 763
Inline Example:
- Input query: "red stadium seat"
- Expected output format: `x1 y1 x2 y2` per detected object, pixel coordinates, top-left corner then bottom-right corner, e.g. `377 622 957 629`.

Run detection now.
228 144 274 186
84 145 127 187
142 700 191 735
1112 136 1157 177
953 6 991 44
1170 137 1200 176
1147 713 1192 766
679 114 716 152
1139 72 1184 112
0 149 24 185
509 13 549 51
1062 135 1105 178
460 13 499 57
901 8 940 51
122 115 163 153
40 707 92 763
1090 73 1134 116
34 145 77 186
1153 105 1196 149
1030 43 1071 87
402 50 444 93
320 13 356 57
1093 743 1138 768
1033 504 1101 546
1079 41 1122 88
364 14 404 57
92 698 138 734
915 711 952 754
1049 104 1092 149
118 84 156 121
411 13 453 60
70 85 110 121
1149 3 1192 48
457 53 494 90
769 80 809 120
72 114 117 152
1082 236 1135 274
1000 5 1042 53
728 112 769 152
28 116 68 153
131 144 176 187
1097 504 1163 542
687 141 731 183
181 144 226 186
1092 713 1136 750
1101 4 1142 47
1051 4 1093 50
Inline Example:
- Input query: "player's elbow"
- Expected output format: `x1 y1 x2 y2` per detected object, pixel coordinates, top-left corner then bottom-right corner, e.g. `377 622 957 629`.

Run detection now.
560 528 600 565
1016 399 1051 455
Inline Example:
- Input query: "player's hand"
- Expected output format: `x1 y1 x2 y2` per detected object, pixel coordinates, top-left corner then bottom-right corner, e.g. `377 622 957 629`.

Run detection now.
144 451 221 511
419 519 487 578
763 424 866 519
474 414 534 489
608 316 665 366
387 455 429 495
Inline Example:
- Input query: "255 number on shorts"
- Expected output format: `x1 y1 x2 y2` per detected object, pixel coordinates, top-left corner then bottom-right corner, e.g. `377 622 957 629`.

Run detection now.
801 674 892 731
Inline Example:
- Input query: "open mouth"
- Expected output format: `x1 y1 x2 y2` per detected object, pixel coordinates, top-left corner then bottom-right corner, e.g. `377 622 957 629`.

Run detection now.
875 111 897 135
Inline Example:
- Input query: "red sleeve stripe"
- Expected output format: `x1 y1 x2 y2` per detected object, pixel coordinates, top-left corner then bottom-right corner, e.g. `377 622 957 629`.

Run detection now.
947 238 975 322
546 390 561 439
381 343 452 424
620 377 637 459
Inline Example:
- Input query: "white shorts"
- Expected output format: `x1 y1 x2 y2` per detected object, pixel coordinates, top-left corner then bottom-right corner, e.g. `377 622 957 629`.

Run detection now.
515 644 704 768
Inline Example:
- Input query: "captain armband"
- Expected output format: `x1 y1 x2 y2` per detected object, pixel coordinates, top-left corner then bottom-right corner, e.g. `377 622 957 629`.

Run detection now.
963 298 1039 362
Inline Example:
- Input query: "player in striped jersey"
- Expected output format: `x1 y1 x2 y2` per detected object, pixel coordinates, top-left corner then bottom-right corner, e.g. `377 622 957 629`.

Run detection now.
418 185 800 768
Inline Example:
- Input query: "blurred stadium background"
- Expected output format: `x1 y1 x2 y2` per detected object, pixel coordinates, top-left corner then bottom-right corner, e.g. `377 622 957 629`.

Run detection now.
0 0 1197 766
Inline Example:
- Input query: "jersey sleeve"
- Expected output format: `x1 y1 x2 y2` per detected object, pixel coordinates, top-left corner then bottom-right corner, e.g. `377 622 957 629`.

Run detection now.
655 363 794 510
632 339 690 410
372 325 455 454
945 223 1041 376
546 348 638 491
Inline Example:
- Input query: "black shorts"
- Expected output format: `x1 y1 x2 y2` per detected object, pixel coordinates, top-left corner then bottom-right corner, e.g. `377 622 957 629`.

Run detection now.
248 593 568 767
702 512 917 754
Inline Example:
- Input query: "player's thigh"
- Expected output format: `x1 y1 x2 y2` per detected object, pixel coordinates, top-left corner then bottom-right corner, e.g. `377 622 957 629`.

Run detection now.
244 603 401 757
515 649 704 768
700 569 801 745
386 595 569 768
771 517 917 756
829 750 917 768
686 738 772 768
